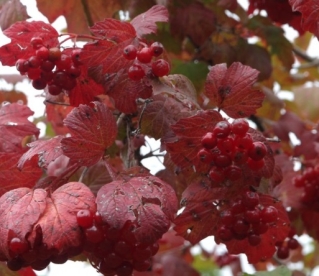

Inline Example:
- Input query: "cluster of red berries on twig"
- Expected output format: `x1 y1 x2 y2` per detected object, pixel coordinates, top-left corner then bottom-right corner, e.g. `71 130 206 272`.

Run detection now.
293 166 319 211
77 210 159 276
275 228 300 259
15 37 82 96
123 42 170 81
216 191 279 246
197 118 268 184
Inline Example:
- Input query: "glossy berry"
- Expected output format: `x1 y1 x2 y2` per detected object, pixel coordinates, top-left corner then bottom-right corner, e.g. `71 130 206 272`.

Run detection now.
251 222 268 235
41 60 55 72
277 246 289 259
248 142 267 161
28 56 41 68
232 219 249 235
217 136 235 154
16 59 29 73
152 59 170 77
247 158 264 171
36 46 49 60
217 226 233 242
56 54 72 70
76 209 94 228
67 66 81 78
48 47 62 61
150 42 164 57
231 200 245 215
242 191 260 209
213 121 231 138
232 149 248 165
235 133 253 149
288 238 299 250
71 49 82 65
214 154 232 167
248 233 261 246
85 225 104 243
208 167 225 183
260 206 278 223
9 237 29 256
116 261 134 276
220 210 234 226
201 132 217 149
30 37 43 49
197 148 214 164
128 64 145 81
123 45 137 60
225 165 242 181
27 68 41 80
244 209 261 223
32 78 47 90
231 118 249 136
136 47 153 63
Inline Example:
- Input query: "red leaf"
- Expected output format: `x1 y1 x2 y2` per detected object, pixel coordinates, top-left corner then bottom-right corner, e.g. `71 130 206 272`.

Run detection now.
18 136 64 169
165 110 223 170
205 62 264 118
0 182 96 260
18 267 37 276
97 175 178 244
90 18 136 42
0 21 59 66
61 102 117 166
289 0 318 37
220 195 290 263
0 152 42 197
105 74 153 113
130 5 169 38
0 103 39 153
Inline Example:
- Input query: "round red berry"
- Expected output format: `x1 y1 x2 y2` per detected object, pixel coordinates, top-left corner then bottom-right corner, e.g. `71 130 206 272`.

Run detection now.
152 59 170 77
201 132 217 149
150 42 164 57
123 45 137 60
128 64 145 81
213 121 231 138
231 118 249 136
30 37 43 49
260 206 278 223
248 141 267 161
136 47 153 63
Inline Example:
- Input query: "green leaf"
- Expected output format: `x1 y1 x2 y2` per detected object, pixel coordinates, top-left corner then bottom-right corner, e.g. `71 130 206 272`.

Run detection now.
243 266 292 276
192 254 219 276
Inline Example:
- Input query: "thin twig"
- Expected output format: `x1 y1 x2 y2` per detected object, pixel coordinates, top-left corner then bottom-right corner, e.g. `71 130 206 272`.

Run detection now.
80 0 94 27
79 167 88 182
132 98 153 135
45 99 70 106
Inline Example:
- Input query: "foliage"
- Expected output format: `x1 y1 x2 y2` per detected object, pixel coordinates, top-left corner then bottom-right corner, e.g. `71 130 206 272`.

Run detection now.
0 0 319 275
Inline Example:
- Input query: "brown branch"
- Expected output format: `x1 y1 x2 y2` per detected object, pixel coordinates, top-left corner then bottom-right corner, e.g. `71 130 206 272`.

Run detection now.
81 0 94 27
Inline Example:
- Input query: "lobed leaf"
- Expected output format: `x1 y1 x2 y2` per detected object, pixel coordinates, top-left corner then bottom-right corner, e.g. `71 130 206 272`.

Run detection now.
205 62 264 118
96 175 178 244
130 5 169 38
0 103 39 153
61 102 117 166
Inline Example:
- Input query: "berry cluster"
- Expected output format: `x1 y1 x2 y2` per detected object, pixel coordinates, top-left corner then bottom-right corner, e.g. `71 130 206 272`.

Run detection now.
15 37 82 96
77 210 159 276
197 118 268 184
216 191 279 246
293 166 319 211
275 228 300 259
123 42 170 81
5 228 82 271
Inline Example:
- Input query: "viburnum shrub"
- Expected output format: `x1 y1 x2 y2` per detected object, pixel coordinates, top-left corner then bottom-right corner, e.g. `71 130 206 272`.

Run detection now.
1 0 319 275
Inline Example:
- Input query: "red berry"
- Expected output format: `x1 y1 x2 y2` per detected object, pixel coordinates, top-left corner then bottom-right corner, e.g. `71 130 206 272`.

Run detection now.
242 191 260 209
197 148 214 164
28 56 41 68
116 262 133 276
235 133 253 149
7 258 23 271
213 121 231 138
32 78 47 90
9 237 29 256
133 246 152 262
133 259 152 271
231 200 245 215
244 209 261 223
277 246 289 259
136 47 153 63
114 240 133 259
288 238 299 250
251 222 268 234
232 149 248 165
260 206 278 223
248 233 261 246
103 252 123 268
31 37 43 49
85 225 104 243
56 54 72 70
67 65 81 78
220 210 234 226
152 59 170 77
201 132 217 149
41 60 55 72
76 209 94 228
247 158 265 171
27 68 41 80
217 226 233 242
128 64 145 81
123 45 137 60
217 136 235 154
232 219 249 235
225 165 242 181
53 71 68 87
62 77 77 90
16 59 30 73
248 141 267 161
71 49 82 66
231 118 249 136
48 47 62 61
150 42 164 57
214 154 232 167
36 46 49 60
208 167 225 183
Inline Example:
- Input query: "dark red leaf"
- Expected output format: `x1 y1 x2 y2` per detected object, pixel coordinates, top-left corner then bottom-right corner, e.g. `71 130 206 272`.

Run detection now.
0 152 42 197
130 5 169 38
90 18 136 42
0 21 59 66
61 102 117 166
18 136 64 169
0 182 96 260
97 175 178 244
220 195 290 263
0 103 39 153
288 0 317 37
205 62 264 118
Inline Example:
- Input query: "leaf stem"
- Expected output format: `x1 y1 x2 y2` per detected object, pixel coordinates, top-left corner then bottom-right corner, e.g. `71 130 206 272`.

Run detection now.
132 98 153 135
80 0 94 28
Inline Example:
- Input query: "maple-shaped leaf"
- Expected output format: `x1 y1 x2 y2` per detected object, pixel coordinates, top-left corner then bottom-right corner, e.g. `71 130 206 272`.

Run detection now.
0 152 42 197
97 175 178 244
0 103 39 153
0 182 96 260
204 62 264 118
288 0 318 37
18 136 64 170
0 21 59 66
36 0 120 35
130 5 169 38
165 110 223 170
0 0 29 31
219 195 290 263
61 102 117 166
